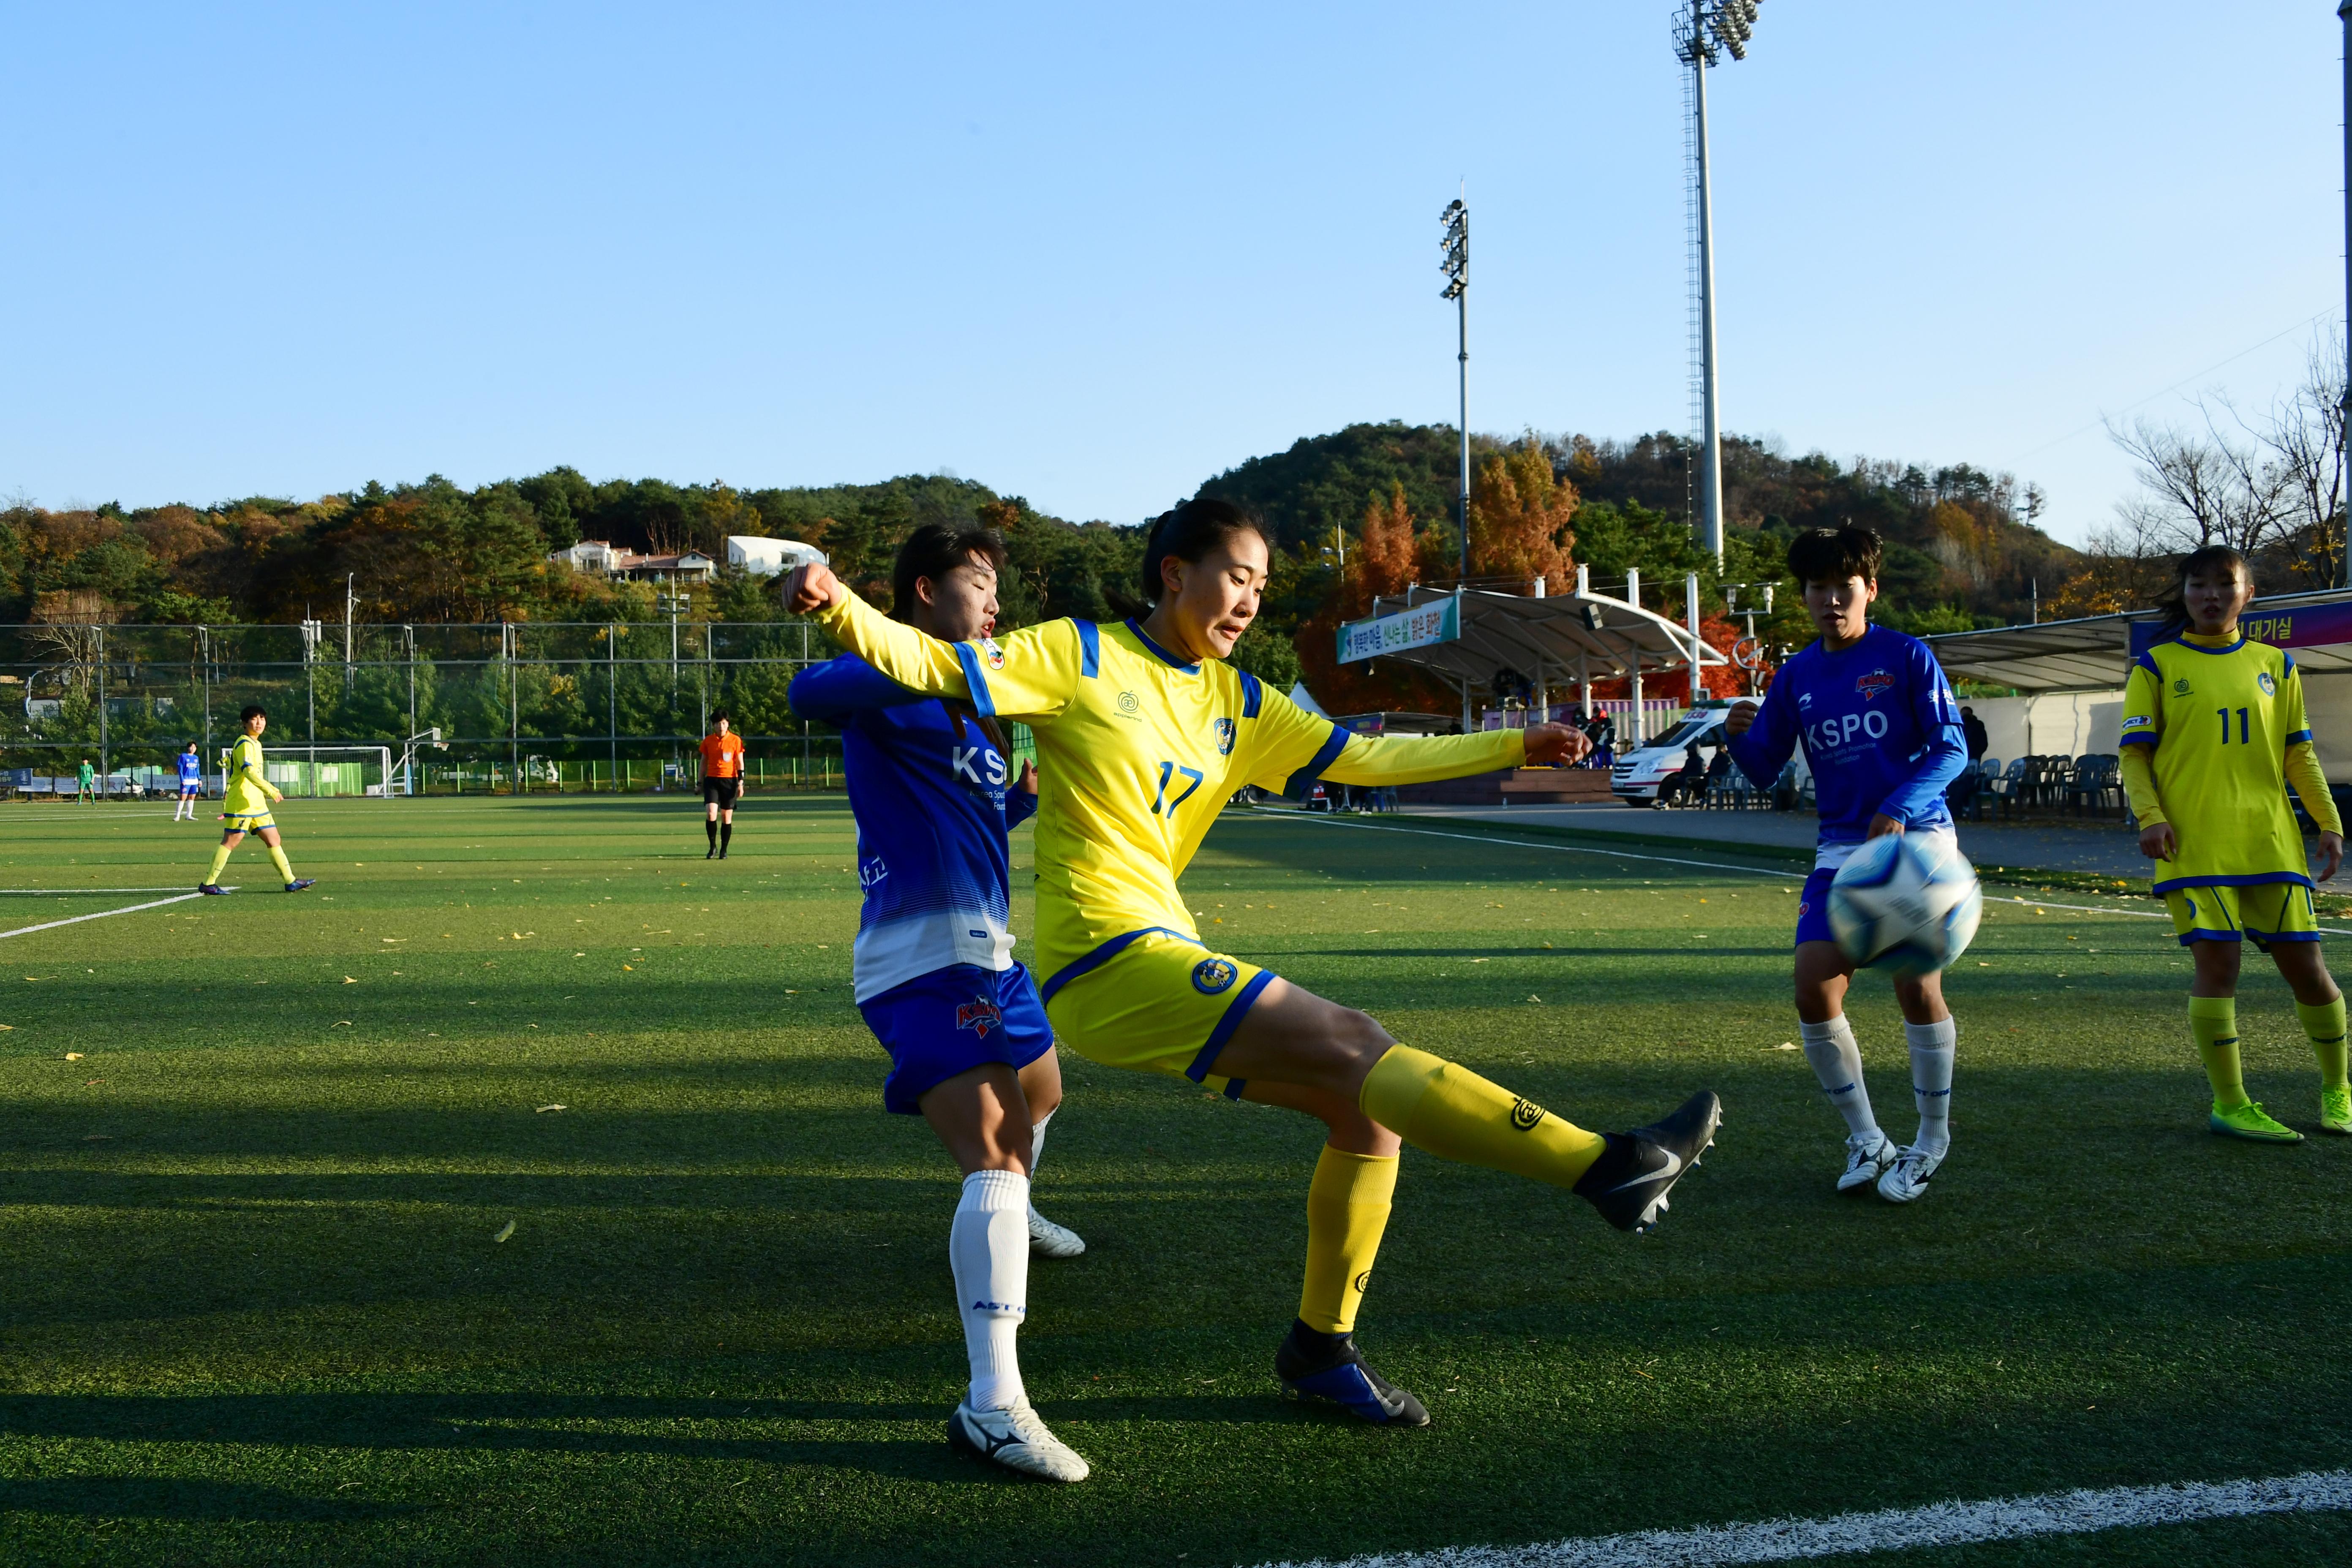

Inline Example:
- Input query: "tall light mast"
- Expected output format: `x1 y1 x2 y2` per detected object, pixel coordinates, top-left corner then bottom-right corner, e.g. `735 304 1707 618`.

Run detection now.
1440 196 1470 583
1674 0 1762 569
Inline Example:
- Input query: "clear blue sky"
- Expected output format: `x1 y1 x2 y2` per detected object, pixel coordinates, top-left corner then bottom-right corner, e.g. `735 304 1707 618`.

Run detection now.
2 1 2339 547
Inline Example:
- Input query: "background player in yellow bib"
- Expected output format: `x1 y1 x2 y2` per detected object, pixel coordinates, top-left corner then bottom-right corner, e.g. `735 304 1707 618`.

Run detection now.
2121 545 2345 1141
786 498 1719 1428
199 705 316 896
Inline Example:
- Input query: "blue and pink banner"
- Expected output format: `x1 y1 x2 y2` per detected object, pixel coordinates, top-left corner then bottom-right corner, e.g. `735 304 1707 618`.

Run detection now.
2129 600 2352 659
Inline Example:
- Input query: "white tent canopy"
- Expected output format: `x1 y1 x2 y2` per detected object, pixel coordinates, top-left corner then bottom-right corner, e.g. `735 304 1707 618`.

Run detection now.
1345 567 1731 736
1923 587 2352 693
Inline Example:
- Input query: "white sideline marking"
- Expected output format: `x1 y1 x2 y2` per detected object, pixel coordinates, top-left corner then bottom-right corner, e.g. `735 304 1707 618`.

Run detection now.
1257 1468 2352 1567
0 887 223 896
1266 812 2352 933
0 892 213 939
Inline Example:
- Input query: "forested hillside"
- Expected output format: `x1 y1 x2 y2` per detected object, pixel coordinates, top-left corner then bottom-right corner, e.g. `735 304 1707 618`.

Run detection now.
1 421 2080 714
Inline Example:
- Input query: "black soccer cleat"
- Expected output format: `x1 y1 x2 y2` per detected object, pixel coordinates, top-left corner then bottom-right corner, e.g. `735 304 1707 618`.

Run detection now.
1274 1320 1430 1427
1573 1090 1722 1235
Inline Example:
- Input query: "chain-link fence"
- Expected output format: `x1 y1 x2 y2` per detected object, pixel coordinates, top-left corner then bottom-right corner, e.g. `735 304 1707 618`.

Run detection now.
0 621 849 795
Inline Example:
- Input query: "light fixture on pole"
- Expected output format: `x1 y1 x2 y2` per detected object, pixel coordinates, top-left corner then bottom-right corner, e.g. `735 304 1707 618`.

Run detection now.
1673 0 1763 569
1440 196 1470 585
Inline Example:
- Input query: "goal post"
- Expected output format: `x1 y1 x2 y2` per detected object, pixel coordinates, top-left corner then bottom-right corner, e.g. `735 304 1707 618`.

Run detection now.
243 746 400 799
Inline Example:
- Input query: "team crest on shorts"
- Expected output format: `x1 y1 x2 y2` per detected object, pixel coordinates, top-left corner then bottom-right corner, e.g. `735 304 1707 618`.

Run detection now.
1191 957 1238 994
978 637 1006 671
955 997 1003 1038
2259 671 2277 695
1213 718 1236 756
1855 669 1895 701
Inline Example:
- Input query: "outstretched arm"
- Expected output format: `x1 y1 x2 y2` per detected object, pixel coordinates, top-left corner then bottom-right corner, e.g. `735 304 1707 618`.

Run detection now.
784 562 1077 721
788 656 930 726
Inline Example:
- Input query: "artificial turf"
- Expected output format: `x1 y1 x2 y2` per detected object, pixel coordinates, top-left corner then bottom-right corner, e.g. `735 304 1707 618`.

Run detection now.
2 795 2349 1566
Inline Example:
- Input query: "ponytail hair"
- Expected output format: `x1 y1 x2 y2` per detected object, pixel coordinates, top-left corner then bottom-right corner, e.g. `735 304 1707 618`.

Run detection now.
2155 543 2252 632
1112 497 1270 617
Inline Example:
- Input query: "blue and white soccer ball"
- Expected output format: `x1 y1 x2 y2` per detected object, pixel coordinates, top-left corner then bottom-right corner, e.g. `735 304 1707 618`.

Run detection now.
1827 834 1983 973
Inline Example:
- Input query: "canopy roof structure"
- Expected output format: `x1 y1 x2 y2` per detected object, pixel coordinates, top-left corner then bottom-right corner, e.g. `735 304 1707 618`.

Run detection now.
1924 587 2352 692
1348 568 1729 724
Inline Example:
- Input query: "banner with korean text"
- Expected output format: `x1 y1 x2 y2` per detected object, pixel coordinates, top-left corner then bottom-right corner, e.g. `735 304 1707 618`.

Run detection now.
1337 598 1459 664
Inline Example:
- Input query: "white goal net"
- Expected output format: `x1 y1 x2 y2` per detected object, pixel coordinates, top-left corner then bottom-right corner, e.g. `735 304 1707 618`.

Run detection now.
247 746 399 798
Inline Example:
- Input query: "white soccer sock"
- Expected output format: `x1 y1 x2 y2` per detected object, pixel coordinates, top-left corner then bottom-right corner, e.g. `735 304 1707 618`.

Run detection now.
1799 1015 1881 1141
1906 1017 1957 1154
950 1168 1030 1410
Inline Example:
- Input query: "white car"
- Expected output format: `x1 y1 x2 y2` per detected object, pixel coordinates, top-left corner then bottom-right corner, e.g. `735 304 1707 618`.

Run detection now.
1610 706 1735 807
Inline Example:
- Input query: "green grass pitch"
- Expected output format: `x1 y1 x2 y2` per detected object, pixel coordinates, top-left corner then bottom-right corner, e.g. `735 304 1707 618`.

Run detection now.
3 795 2350 1566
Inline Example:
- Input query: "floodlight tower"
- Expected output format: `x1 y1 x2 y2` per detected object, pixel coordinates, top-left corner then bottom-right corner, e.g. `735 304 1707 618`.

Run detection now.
1674 0 1761 569
1440 197 1470 584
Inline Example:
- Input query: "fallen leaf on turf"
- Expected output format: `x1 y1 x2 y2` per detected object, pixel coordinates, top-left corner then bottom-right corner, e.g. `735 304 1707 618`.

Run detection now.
333 1021 353 1027
63 1052 81 1061
1528 995 1541 1003
1769 1042 1799 1051
621 964 633 971
494 1221 516 1242
343 977 357 984
536 1104 566 1113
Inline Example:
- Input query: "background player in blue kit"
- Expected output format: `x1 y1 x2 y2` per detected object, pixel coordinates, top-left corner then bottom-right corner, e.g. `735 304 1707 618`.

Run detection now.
172 740 204 822
788 522 1090 1484
1727 526 1969 1204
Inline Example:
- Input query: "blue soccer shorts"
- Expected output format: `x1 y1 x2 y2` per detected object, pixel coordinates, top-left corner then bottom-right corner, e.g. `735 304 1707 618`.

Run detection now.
1795 867 1838 948
859 961 1054 1116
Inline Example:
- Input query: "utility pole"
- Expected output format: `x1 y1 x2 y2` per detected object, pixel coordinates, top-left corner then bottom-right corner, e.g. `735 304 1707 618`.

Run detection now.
2340 0 2351 586
1675 1 1762 569
344 572 356 664
1441 196 1470 585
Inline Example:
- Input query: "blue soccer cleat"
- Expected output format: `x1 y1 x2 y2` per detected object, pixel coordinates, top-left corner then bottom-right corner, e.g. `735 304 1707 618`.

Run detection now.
1274 1320 1429 1426
284 879 316 893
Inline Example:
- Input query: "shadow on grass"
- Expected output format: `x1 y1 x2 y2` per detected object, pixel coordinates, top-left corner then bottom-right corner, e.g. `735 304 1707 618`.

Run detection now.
0 1473 410 1521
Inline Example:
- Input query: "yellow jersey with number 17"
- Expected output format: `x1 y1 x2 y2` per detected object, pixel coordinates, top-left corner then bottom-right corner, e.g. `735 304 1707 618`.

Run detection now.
811 591 1527 980
2121 632 2312 891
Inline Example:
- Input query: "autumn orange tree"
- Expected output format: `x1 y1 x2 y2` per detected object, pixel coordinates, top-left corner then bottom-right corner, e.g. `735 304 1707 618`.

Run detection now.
1461 437 1576 589
1293 483 1465 714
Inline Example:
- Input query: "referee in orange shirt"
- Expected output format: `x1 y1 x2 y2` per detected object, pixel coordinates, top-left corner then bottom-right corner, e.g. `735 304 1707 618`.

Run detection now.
700 710 747 859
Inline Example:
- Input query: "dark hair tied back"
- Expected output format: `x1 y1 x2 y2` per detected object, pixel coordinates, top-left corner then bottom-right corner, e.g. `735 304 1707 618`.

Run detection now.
1114 497 1268 617
889 521 1012 751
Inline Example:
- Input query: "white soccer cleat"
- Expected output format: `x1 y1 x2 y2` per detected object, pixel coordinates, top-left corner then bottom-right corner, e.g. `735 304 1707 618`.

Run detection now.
1875 1143 1945 1204
1836 1132 1899 1194
946 1398 1090 1482
1028 1204 1086 1259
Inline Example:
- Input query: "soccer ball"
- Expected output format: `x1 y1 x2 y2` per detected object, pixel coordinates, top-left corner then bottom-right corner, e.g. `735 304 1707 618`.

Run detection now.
1827 834 1983 973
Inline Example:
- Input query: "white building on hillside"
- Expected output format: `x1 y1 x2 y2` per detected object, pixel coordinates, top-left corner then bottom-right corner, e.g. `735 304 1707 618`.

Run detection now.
726 536 827 577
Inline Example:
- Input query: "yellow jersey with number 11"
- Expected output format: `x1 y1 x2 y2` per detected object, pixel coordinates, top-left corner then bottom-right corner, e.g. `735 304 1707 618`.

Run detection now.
811 592 1527 980
2121 632 2316 891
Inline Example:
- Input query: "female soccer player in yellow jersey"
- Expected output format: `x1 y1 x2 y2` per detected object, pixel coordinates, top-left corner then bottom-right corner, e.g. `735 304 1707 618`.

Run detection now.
786 498 1720 1427
2121 545 2347 1142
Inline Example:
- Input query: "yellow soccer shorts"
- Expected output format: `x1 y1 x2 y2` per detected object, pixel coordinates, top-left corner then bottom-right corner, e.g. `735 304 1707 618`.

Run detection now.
1037 928 1274 1098
2166 881 2321 949
222 810 277 834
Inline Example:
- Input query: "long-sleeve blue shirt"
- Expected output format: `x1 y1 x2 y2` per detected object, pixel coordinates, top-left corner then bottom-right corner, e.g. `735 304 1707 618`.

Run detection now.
1726 623 1967 847
789 654 1037 1002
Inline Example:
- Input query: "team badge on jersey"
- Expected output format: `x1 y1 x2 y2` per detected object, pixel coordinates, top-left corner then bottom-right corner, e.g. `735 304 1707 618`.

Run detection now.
1118 691 1141 715
1191 956 1238 994
1856 669 1895 701
1213 717 1236 756
2259 671 2277 695
978 637 1006 671
956 996 1003 1038
2173 677 2193 696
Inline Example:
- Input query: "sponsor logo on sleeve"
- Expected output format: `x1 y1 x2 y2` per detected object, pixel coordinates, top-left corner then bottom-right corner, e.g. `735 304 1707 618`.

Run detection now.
956 997 1003 1038
978 637 1006 671
1191 956 1239 994
2121 715 2153 731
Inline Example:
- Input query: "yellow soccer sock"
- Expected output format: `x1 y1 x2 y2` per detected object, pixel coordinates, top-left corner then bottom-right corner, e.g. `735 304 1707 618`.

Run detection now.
1297 1147 1398 1335
2189 996 2246 1108
267 844 295 884
2297 996 2349 1091
1359 1045 1607 1189
205 843 234 884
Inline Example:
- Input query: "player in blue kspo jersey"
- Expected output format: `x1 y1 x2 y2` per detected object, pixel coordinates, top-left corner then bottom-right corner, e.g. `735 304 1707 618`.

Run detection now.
787 523 1091 1485
172 741 205 822
1727 526 1970 1204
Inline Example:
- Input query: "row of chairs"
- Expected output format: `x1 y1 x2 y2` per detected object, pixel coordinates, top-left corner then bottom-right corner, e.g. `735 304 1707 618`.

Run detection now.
1951 754 2125 820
